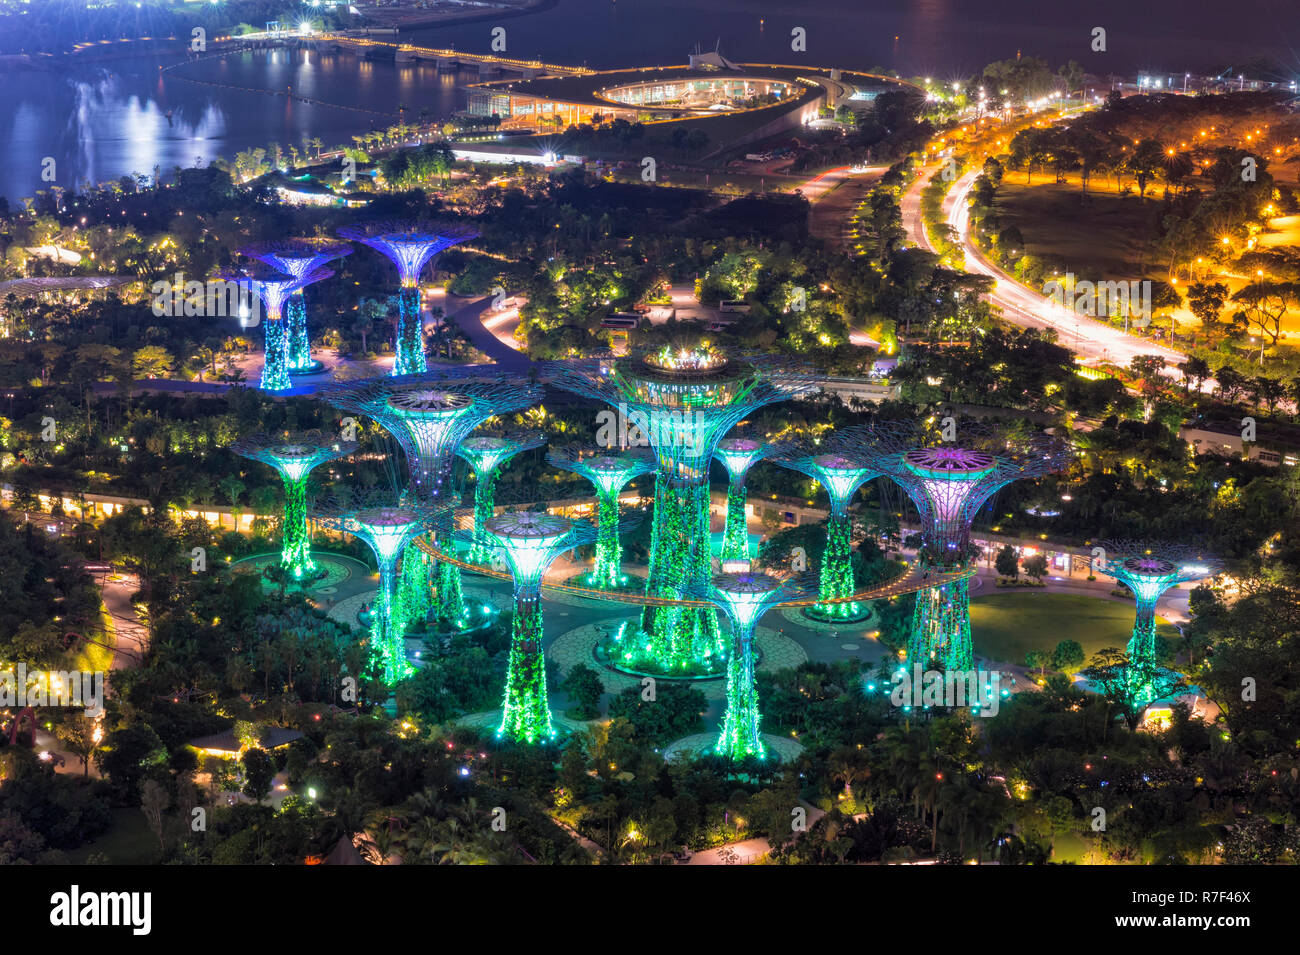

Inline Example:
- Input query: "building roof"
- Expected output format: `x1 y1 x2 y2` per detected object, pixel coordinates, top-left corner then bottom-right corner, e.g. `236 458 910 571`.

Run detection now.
189 726 304 753
0 276 133 297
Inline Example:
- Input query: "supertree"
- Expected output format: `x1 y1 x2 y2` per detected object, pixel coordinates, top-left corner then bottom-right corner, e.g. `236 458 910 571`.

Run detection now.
239 238 353 374
456 430 547 564
318 373 543 625
229 431 358 580
770 433 886 621
313 494 441 684
546 446 656 588
687 570 812 761
714 436 772 563
336 221 479 376
877 425 1073 671
467 511 596 744
217 263 329 391
546 347 815 673
1093 541 1221 703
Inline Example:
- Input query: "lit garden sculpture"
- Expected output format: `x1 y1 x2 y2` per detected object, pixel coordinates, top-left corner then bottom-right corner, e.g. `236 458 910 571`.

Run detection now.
546 446 656 588
229 431 358 581
547 347 815 674
880 426 1072 671
1093 541 1221 704
218 263 328 391
714 436 772 563
770 436 884 621
337 221 479 376
313 495 441 684
456 430 547 565
687 570 812 761
239 238 353 374
469 511 597 744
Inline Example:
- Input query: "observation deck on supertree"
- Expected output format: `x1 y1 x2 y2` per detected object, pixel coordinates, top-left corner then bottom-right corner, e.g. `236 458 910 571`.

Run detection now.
336 221 478 377
467 511 597 744
313 494 444 685
687 569 812 761
546 347 816 674
714 436 772 563
456 430 547 565
878 426 1072 671
239 238 353 375
546 446 656 589
229 431 358 581
1093 541 1221 704
217 263 328 392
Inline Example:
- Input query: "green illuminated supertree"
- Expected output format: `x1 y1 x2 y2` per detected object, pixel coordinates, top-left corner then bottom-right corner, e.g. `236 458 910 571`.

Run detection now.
456 430 546 565
465 511 596 744
229 431 358 580
688 570 812 761
336 221 478 376
770 436 884 620
547 349 814 673
218 263 327 392
239 238 353 375
546 446 656 588
714 436 772 563
318 373 543 627
314 495 440 684
1093 541 1221 704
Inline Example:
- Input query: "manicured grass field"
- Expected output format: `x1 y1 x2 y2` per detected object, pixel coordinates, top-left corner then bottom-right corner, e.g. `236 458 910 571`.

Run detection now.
66 808 158 865
970 591 1178 667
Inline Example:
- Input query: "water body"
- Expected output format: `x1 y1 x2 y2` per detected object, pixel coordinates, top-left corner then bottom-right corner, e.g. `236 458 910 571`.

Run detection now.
2 0 1296 203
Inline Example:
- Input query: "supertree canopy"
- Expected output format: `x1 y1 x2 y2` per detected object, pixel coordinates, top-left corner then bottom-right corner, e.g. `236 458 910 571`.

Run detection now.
879 425 1073 671
229 431 358 580
546 348 815 673
239 238 353 375
714 436 772 563
456 430 547 565
546 446 656 588
336 221 479 376
1093 541 1222 704
468 511 596 744
218 263 329 392
770 434 885 621
314 495 442 685
688 570 811 761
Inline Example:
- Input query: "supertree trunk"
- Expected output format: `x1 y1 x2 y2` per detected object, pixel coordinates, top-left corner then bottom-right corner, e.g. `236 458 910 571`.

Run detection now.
393 286 427 377
642 475 722 669
279 476 314 578
817 511 855 615
468 472 497 565
260 317 291 391
908 568 974 671
372 566 411 685
592 489 623 587
285 290 311 371
716 628 764 760
434 558 465 623
394 544 432 632
499 596 553 742
721 479 749 562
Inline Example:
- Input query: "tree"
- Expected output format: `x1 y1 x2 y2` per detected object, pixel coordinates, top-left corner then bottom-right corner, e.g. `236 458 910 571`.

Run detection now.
561 663 604 719
1022 554 1048 581
1126 139 1166 199
241 747 276 803
995 545 1019 580
56 715 100 777
1050 639 1084 673
131 345 174 379
1025 649 1049 678
1232 280 1296 361
140 778 169 852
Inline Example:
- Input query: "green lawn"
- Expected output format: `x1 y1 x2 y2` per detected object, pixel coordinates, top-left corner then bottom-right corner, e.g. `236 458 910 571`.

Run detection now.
970 592 1178 668
66 808 159 865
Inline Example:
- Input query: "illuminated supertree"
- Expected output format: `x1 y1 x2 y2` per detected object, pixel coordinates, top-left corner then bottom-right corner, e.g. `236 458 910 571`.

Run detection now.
318 373 543 625
714 436 772 563
456 430 547 564
336 221 479 376
467 511 596 744
547 348 814 673
314 495 441 684
229 431 358 580
879 426 1072 671
218 263 328 391
546 446 656 588
239 238 353 374
688 570 811 761
770 435 885 621
1093 541 1221 703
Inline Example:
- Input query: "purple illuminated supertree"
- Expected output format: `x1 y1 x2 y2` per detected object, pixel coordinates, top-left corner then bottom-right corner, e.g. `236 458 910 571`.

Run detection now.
456 429 547 564
239 238 353 374
336 221 478 376
877 425 1073 671
1092 540 1221 703
217 263 328 391
714 436 772 563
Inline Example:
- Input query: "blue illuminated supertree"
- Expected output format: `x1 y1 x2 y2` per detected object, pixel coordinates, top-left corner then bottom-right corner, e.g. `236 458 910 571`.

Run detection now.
218 263 328 391
336 221 478 376
1093 540 1221 704
714 436 772 563
456 430 547 564
239 238 353 374
546 446 656 588
547 348 815 674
